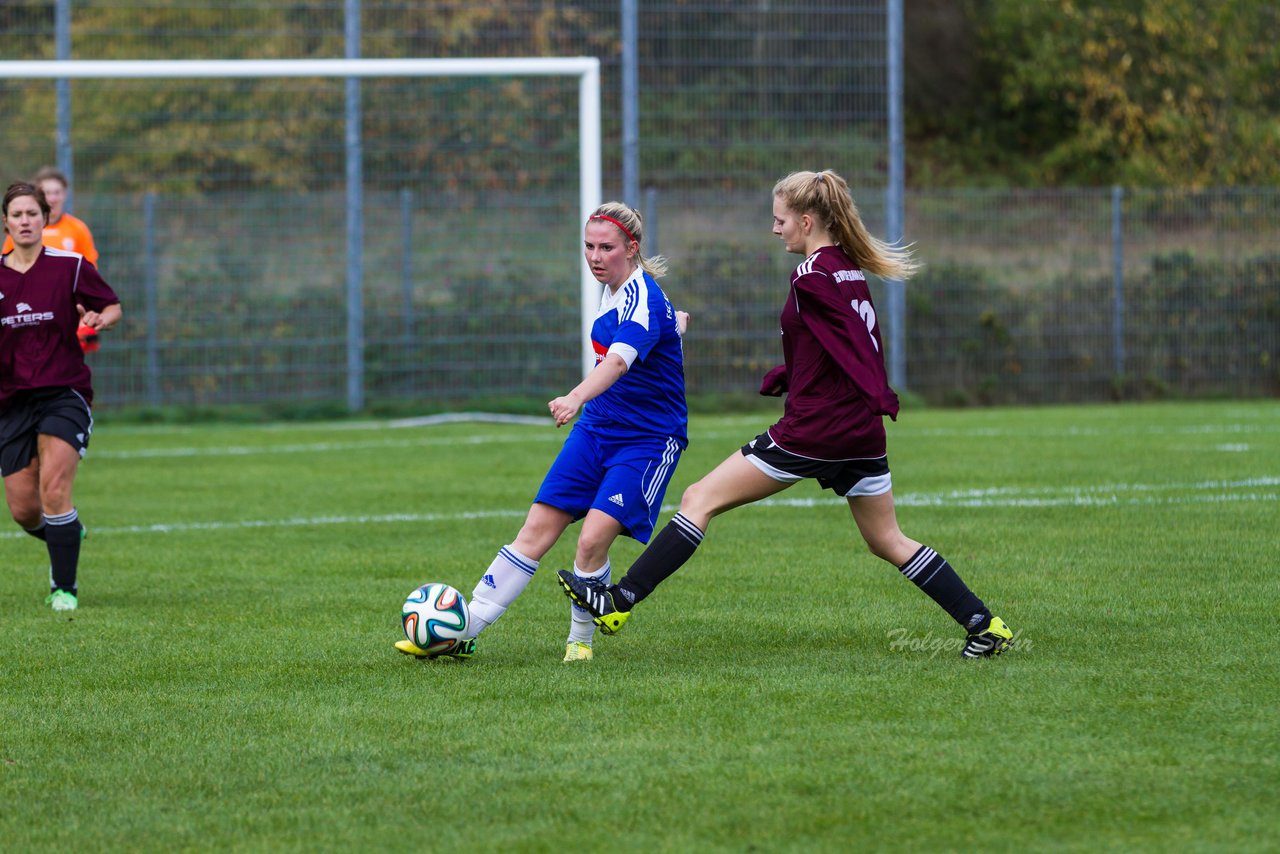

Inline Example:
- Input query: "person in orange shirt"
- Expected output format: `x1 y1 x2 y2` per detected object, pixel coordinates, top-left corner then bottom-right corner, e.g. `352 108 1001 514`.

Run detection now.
2 167 99 266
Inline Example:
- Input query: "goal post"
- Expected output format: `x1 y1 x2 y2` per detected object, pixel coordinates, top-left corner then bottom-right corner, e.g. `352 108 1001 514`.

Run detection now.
0 57 604 406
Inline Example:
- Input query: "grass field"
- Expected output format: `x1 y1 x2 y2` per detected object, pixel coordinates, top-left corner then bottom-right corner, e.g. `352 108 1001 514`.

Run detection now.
2 400 1277 852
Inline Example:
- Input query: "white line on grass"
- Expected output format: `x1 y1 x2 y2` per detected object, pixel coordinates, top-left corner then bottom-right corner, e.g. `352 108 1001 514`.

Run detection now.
1 478 1275 539
91 417 1280 460
92 419 1280 460
93 433 563 459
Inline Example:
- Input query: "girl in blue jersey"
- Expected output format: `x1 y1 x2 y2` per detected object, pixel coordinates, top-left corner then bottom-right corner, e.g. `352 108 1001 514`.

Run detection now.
561 171 1015 660
396 202 689 662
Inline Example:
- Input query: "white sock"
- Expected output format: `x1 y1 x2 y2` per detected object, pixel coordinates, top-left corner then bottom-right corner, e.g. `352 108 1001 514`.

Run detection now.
468 545 538 636
567 560 610 645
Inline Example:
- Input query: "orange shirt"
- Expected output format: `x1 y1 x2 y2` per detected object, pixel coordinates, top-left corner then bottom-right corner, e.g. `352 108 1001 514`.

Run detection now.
3 213 99 265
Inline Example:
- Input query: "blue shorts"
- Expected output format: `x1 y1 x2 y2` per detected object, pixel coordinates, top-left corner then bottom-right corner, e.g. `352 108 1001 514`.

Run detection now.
535 425 685 544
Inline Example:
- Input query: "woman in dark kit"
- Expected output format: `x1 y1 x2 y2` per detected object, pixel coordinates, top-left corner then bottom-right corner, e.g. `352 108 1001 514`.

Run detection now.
0 181 121 611
561 169 1014 659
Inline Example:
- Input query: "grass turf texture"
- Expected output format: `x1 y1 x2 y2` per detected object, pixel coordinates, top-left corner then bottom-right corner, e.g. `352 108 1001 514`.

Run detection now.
2 401 1277 852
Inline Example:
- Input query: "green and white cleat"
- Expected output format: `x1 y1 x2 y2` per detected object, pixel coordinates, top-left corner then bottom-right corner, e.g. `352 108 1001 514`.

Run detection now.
46 590 78 612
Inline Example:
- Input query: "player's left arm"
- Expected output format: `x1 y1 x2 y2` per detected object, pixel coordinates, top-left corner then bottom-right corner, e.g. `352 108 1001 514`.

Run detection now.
78 301 121 332
74 259 122 333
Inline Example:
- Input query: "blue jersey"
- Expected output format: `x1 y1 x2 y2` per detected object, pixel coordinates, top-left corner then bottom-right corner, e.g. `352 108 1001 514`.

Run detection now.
579 267 688 445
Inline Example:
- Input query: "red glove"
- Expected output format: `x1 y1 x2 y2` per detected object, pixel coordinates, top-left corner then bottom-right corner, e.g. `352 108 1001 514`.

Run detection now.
77 325 101 353
759 365 788 397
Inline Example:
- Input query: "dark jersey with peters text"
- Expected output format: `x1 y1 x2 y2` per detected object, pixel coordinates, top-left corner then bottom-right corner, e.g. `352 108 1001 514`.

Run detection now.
767 244 899 460
0 247 120 409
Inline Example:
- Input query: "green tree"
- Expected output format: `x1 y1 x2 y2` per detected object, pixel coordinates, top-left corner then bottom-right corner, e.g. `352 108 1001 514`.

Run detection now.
907 0 1280 187
986 0 1280 186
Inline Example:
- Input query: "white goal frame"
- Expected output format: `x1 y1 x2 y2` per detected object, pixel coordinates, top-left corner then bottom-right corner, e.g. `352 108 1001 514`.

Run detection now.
0 57 605 400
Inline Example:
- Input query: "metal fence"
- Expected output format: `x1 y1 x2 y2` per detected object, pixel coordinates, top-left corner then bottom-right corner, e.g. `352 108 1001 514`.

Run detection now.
901 188 1279 403
1 3 1276 411
64 186 1280 410
0 1 890 194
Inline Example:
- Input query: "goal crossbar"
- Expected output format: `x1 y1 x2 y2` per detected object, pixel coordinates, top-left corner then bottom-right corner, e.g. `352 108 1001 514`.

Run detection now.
0 57 600 80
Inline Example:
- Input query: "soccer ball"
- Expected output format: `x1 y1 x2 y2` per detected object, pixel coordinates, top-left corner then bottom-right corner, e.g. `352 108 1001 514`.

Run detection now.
401 583 470 654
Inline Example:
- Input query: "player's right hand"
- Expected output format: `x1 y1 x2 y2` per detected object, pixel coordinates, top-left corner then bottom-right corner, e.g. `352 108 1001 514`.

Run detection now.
759 364 788 396
548 394 582 427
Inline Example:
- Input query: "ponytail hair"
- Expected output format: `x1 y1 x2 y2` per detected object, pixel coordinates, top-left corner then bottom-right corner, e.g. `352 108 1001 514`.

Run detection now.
588 201 668 278
772 170 918 280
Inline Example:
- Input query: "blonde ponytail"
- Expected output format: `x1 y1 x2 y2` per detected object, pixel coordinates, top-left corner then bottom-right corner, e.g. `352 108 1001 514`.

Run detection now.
772 170 918 280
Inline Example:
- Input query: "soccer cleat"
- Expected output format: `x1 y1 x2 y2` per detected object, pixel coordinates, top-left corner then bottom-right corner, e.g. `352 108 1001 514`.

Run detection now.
395 639 431 658
961 615 1014 659
394 637 476 660
445 637 476 659
46 590 78 612
562 641 594 663
557 570 630 635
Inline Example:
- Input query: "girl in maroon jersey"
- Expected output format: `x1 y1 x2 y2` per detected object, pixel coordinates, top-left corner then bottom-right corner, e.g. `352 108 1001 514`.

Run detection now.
560 169 1014 659
0 182 121 612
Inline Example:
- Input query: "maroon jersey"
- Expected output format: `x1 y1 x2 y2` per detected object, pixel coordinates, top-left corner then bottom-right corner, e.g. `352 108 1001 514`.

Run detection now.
0 247 120 408
767 244 899 460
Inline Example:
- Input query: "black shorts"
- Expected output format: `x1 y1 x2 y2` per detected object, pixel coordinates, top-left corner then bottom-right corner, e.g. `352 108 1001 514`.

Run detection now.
740 431 892 497
0 387 94 477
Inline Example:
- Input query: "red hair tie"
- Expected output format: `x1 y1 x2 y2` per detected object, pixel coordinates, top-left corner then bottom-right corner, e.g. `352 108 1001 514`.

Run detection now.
590 214 637 244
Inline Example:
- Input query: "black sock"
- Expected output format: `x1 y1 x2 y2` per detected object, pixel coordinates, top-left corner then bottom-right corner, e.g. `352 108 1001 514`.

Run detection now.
25 522 48 541
898 545 989 631
45 510 82 594
614 512 705 607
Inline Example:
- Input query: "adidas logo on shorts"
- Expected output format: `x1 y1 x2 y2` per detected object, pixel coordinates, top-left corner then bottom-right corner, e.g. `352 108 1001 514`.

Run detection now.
609 494 625 507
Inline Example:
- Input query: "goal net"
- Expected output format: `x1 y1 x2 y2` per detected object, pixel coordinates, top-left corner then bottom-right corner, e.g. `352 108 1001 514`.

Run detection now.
0 58 602 412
